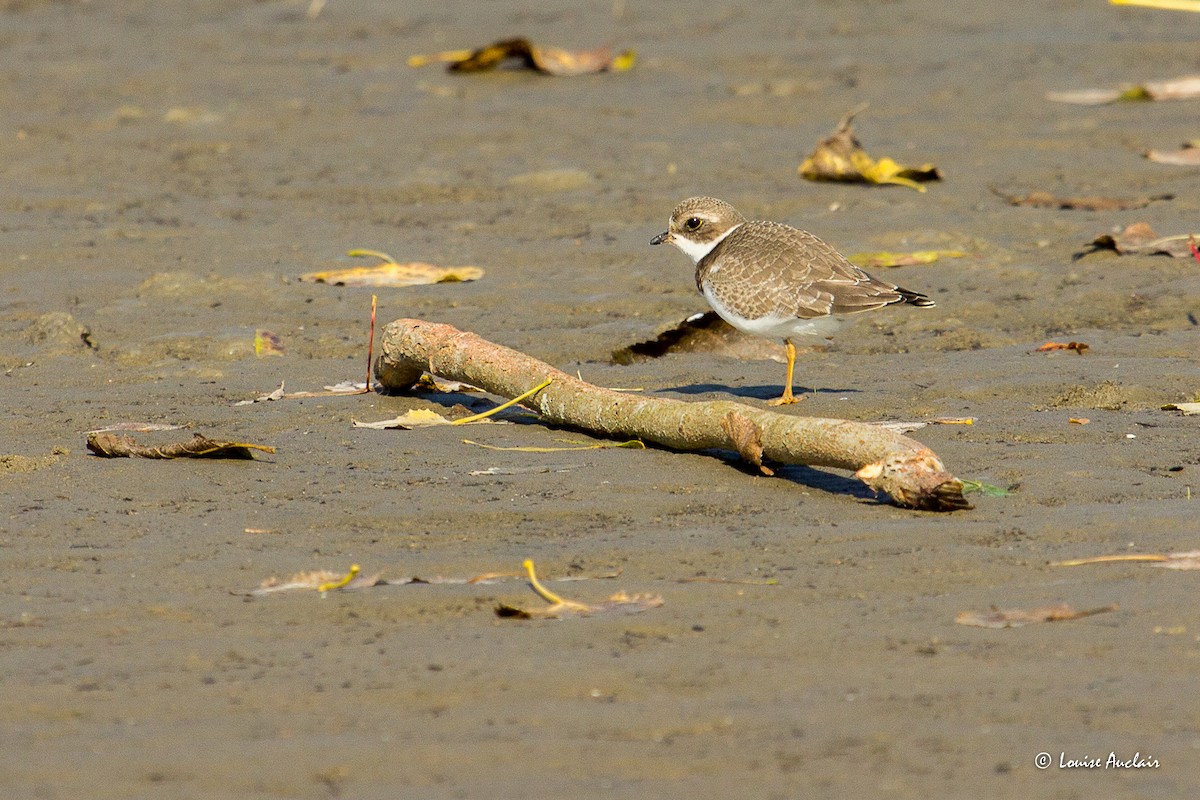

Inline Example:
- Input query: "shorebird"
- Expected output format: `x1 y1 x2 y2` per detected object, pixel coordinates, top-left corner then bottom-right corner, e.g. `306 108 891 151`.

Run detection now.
650 196 934 405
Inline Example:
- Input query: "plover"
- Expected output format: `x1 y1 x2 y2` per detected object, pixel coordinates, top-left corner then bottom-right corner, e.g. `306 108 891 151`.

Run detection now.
650 196 935 405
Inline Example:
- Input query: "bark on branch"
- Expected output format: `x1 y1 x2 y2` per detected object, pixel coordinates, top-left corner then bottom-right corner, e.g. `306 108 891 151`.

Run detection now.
375 319 971 512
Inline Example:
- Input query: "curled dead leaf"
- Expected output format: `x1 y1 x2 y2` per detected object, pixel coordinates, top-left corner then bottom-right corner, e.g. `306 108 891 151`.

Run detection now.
496 559 662 619
301 259 483 288
799 107 941 192
409 38 635 76
1161 402 1200 415
991 187 1173 211
1145 143 1200 166
1080 223 1200 258
955 603 1118 629
86 432 275 460
1051 549 1200 569
1035 341 1089 354
1047 74 1200 105
251 565 383 595
254 329 285 357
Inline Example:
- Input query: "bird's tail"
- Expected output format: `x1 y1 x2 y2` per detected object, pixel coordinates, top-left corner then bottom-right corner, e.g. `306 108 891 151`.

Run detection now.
896 287 935 308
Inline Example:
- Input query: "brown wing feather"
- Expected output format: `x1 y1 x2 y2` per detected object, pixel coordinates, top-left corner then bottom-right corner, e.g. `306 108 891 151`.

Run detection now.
700 221 911 321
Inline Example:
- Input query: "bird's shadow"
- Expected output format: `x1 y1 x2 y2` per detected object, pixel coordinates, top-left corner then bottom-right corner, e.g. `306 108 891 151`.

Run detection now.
663 383 862 401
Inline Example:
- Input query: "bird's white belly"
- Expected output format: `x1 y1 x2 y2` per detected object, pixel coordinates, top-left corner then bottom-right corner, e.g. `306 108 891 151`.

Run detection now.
702 284 845 340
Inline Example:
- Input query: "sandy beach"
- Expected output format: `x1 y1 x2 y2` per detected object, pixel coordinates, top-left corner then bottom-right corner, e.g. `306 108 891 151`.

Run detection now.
3 1 1199 797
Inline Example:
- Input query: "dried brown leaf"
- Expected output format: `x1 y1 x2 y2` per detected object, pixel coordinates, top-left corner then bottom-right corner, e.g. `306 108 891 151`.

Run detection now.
496 591 664 619
1035 341 1090 354
409 38 635 76
1051 550 1200 568
1081 223 1200 258
1145 143 1200 166
254 329 286 357
799 108 941 191
1162 402 1200 415
992 188 1172 211
300 262 483 288
1047 74 1200 105
251 565 383 595
87 432 275 460
955 603 1118 629
495 559 662 619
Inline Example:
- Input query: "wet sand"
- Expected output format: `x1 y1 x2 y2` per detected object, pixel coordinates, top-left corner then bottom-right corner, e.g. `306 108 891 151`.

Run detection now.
3 1 1199 797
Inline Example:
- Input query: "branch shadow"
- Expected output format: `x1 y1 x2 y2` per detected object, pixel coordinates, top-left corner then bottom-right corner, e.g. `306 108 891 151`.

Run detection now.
710 450 884 503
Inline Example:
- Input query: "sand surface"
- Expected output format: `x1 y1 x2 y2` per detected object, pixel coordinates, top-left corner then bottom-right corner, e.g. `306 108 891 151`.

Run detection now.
3 1 1199 797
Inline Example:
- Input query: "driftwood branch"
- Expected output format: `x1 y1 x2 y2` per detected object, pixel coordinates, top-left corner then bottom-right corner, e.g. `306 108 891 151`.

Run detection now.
375 319 971 512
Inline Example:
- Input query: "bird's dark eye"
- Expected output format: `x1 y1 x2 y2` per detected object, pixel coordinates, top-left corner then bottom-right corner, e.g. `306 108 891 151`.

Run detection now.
683 217 704 232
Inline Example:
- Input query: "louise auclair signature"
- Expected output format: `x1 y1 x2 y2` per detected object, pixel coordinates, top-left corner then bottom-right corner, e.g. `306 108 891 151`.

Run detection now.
1035 751 1160 770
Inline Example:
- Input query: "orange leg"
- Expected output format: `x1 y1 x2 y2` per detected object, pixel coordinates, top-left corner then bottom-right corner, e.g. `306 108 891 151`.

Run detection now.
767 339 802 406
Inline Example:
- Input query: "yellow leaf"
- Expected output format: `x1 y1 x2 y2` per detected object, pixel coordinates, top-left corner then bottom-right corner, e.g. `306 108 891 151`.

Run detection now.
1110 0 1200 12
300 261 483 288
352 409 456 429
254 329 286 357
848 250 965 269
799 108 941 192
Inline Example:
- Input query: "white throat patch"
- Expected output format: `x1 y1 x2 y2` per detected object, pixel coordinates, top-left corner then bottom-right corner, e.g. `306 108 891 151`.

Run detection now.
673 222 742 264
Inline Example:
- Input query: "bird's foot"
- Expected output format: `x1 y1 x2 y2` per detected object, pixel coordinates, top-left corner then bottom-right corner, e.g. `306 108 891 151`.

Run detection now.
767 393 804 407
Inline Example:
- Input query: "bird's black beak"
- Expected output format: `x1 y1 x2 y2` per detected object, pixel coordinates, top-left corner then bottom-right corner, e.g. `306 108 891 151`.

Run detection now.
649 231 670 246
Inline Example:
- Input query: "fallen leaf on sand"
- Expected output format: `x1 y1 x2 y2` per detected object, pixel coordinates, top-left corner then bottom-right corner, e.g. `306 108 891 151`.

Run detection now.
251 564 383 596
408 37 635 76
1047 74 1200 105
1111 0 1200 10
991 188 1173 211
357 378 552 429
301 262 482 287
955 603 1118 629
1069 417 1090 424
1035 341 1090 354
799 107 941 192
847 250 965 269
1162 402 1200 415
246 565 623 596
353 408 463 429
414 374 483 394
254 329 286 357
873 417 976 434
86 432 275 460
235 380 369 405
1145 141 1200 165
1052 550 1200 569
86 422 189 434
1079 223 1200 259
960 479 1011 497
496 559 662 619
301 250 482 287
